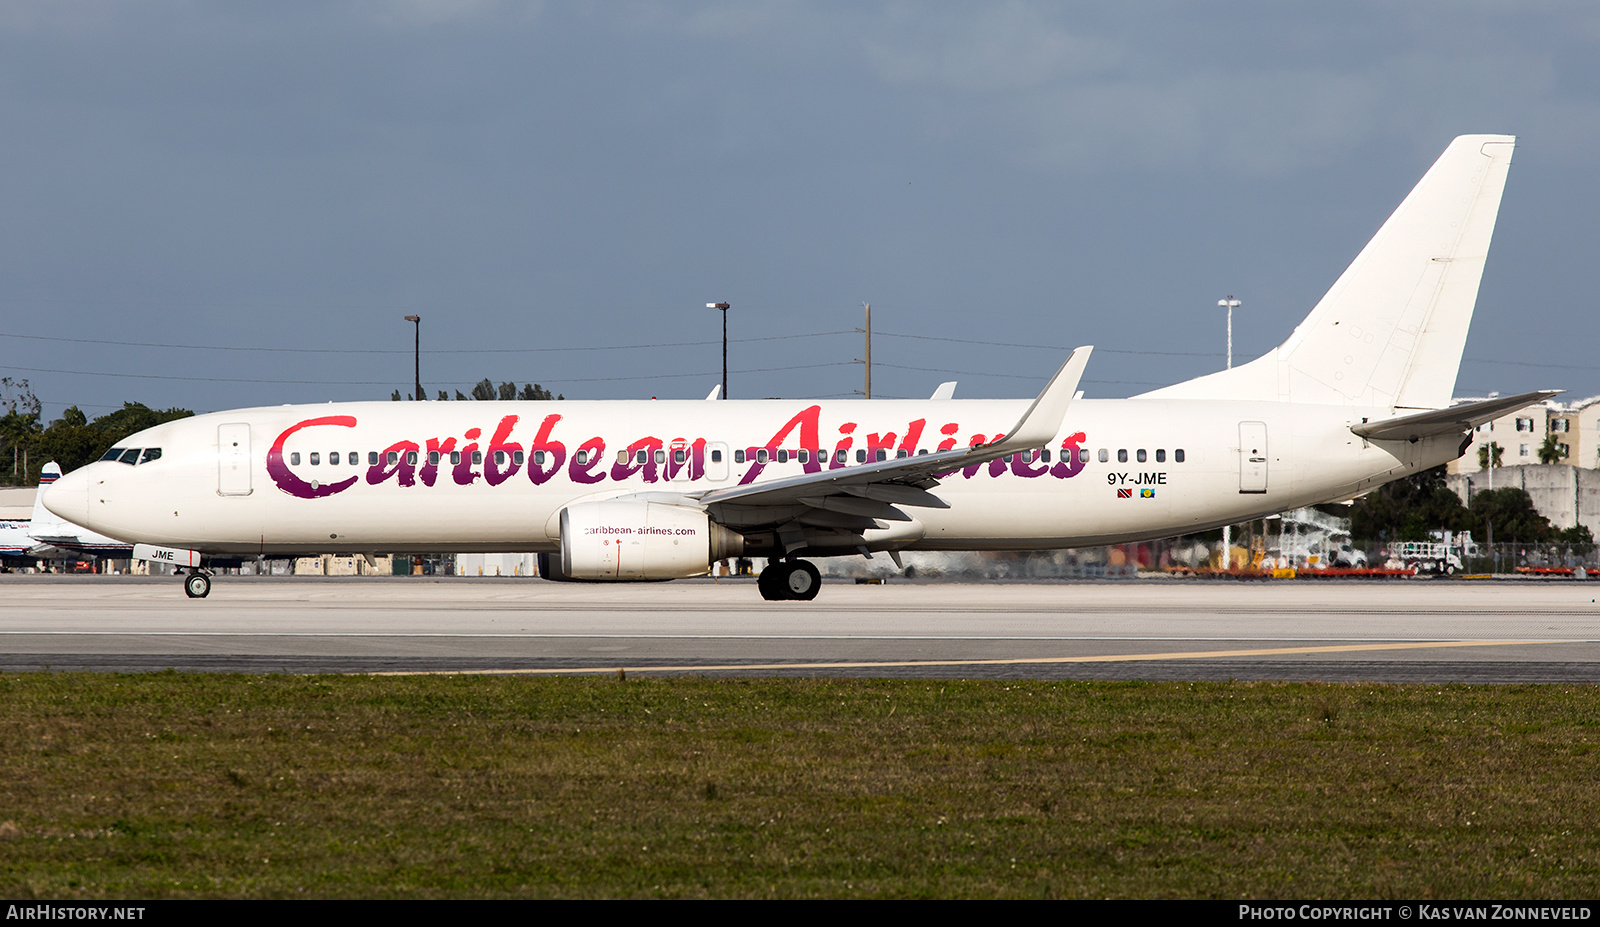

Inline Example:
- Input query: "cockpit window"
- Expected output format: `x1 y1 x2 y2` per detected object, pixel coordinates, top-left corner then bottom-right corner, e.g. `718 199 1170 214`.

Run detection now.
138 448 162 465
101 448 126 462
118 448 141 465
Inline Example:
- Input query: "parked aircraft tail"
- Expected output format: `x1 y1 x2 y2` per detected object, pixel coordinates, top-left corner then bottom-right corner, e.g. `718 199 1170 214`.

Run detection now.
1141 134 1516 411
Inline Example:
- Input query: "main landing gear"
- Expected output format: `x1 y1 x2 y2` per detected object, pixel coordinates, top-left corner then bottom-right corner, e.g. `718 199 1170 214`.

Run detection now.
180 569 212 599
757 559 821 601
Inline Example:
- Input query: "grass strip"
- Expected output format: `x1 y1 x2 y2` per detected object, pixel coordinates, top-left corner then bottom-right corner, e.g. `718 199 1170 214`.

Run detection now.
0 673 1596 898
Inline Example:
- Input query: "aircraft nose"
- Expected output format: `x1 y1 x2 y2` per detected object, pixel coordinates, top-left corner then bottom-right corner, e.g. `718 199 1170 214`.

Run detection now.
41 468 91 524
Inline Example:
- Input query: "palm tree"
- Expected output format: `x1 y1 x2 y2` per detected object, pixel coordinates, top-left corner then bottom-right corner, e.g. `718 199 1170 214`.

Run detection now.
1477 441 1504 470
1538 433 1566 465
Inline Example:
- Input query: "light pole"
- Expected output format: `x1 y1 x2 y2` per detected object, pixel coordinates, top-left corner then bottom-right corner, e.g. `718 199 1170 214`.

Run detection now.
1218 296 1240 369
404 315 422 401
707 302 729 399
1217 296 1240 567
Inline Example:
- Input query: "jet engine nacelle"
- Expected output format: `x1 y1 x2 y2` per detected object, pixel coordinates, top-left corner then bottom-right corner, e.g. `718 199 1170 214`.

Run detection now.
558 499 743 581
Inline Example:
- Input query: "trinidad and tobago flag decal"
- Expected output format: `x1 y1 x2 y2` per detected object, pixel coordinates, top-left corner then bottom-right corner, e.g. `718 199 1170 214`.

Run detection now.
1117 488 1133 498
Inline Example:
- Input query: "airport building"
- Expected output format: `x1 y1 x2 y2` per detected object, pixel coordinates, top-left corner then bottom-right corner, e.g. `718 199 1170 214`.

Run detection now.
1449 394 1600 474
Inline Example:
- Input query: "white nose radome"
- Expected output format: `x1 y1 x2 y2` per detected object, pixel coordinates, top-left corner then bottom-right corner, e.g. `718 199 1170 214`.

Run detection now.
41 467 91 525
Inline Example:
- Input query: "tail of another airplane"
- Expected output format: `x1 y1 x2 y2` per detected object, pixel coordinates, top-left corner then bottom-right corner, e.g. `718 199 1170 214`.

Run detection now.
30 462 68 536
1141 134 1516 411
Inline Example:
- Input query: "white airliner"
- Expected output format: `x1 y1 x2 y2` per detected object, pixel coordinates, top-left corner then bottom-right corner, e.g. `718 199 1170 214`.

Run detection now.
44 135 1549 600
0 463 133 565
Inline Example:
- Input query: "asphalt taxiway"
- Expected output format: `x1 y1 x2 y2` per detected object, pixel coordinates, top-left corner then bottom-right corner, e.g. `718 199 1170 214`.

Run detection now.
0 574 1597 682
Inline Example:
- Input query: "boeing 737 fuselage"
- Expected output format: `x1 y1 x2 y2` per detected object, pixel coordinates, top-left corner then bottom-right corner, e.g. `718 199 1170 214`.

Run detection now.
44 135 1545 600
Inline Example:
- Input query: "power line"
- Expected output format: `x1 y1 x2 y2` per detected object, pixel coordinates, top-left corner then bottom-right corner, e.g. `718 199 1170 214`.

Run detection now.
0 329 854 356
876 330 1224 358
0 361 855 388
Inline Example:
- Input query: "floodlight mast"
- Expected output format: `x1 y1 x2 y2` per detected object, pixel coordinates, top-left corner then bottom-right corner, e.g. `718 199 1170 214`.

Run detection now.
403 315 422 401
707 302 730 399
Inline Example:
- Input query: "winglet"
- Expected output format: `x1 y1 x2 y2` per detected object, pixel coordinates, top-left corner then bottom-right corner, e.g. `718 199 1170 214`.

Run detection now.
991 346 1092 450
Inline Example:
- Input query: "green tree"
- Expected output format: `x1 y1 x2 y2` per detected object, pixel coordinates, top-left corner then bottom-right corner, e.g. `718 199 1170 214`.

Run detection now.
1465 487 1553 544
1477 441 1504 469
1350 465 1470 542
1538 432 1566 464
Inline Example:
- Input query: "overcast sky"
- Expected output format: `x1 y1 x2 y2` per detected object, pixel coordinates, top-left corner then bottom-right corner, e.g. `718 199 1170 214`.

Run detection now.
2 1 1597 420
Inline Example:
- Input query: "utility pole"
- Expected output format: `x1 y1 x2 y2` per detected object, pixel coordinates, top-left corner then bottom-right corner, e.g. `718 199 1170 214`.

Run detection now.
707 302 730 398
856 303 872 399
403 315 423 400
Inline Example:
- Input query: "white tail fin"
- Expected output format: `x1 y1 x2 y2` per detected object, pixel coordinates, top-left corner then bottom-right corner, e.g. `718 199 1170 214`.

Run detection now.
29 462 69 535
1142 135 1515 410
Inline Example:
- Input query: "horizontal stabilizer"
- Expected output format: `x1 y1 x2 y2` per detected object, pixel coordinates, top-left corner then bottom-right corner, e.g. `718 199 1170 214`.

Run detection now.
1351 390 1561 442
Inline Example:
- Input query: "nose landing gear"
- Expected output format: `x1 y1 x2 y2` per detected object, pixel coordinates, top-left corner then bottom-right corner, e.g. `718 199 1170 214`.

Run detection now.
180 570 212 599
757 559 821 601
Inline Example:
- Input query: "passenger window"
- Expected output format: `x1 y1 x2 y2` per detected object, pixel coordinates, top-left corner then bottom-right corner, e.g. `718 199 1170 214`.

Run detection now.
329 452 340 466
513 451 525 466
777 449 788 463
311 452 322 466
1136 449 1146 463
406 451 418 466
711 449 722 463
473 451 482 466
836 450 848 464
369 452 379 466
493 451 504 466
797 450 808 464
856 449 867 463
1078 448 1089 464
574 450 588 466
1175 449 1185 463
119 448 141 465
139 448 162 465
1117 449 1128 463
756 449 769 464
290 452 301 466
1098 449 1108 463
535 451 546 465
426 451 438 466
636 450 648 464
874 450 886 462
896 449 908 459
674 449 686 464
734 450 745 464
349 451 357 465
654 449 666 465
917 449 928 456
617 450 630 465
1156 449 1166 463
1041 449 1051 463
387 452 398 465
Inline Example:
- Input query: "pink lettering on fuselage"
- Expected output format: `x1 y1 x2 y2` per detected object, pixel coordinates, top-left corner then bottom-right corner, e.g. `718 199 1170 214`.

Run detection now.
266 412 1091 499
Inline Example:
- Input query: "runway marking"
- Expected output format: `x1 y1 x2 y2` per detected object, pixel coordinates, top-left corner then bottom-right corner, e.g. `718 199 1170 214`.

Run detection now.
368 639 1566 676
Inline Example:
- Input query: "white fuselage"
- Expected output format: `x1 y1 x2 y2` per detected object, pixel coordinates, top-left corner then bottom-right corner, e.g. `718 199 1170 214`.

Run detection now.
44 396 1448 558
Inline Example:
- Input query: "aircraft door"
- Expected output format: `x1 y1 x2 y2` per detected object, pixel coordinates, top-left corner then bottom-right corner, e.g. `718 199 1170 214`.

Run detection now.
705 442 730 481
218 423 252 496
1238 421 1268 493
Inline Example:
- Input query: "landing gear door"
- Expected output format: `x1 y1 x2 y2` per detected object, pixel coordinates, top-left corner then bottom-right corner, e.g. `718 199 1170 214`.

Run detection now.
218 423 252 496
1239 421 1268 494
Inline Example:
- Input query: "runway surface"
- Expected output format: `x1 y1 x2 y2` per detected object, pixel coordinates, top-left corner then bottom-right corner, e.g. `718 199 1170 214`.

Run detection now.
1 574 1598 682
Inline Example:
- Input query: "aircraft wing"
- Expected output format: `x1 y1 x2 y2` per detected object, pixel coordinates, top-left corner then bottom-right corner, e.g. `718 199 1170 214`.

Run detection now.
690 348 1091 550
1351 390 1562 442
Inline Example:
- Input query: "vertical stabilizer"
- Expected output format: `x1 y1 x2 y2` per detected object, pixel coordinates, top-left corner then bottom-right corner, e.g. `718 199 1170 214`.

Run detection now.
1141 135 1515 409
